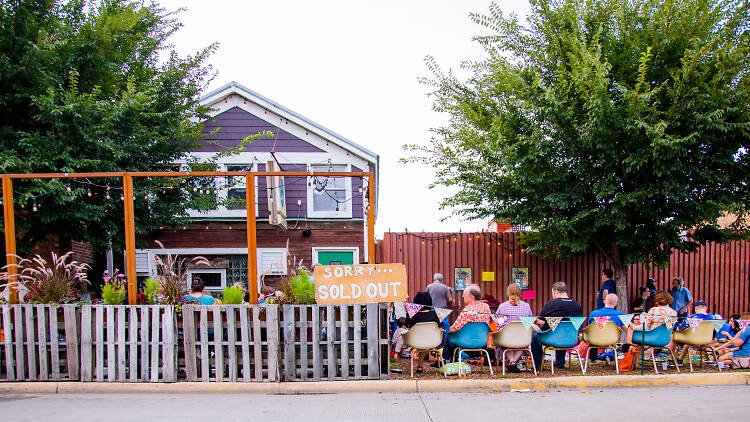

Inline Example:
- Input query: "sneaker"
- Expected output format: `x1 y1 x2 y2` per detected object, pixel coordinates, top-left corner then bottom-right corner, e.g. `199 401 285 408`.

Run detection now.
516 360 527 372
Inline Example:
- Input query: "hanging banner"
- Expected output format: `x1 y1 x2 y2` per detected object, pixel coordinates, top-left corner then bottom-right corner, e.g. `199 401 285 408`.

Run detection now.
404 302 423 318
569 316 586 330
435 307 453 323
491 314 508 327
314 263 407 304
665 316 678 330
519 316 537 330
687 317 702 330
594 315 611 329
619 313 635 327
546 317 563 331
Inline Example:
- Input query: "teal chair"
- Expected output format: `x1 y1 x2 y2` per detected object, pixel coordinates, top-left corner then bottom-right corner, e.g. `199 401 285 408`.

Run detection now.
631 323 680 374
537 320 584 375
448 322 494 376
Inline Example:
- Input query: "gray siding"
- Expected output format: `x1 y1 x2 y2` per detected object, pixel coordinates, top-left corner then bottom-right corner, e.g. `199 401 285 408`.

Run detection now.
352 166 364 219
198 107 325 153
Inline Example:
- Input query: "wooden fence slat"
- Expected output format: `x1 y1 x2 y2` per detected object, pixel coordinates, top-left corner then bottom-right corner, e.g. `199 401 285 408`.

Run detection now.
182 305 197 382
340 305 349 379
139 307 150 381
13 305 24 379
117 307 127 381
239 307 251 382
24 305 37 379
63 305 79 381
266 305 279 382
252 307 262 382
150 307 160 382
300 306 308 381
212 307 224 382
226 306 237 382
163 307 175 382
80 306 92 382
107 307 116 381
326 305 336 380
128 307 138 382
96 307 104 381
283 305 295 381
353 304 362 379
311 305 321 381
366 303 379 379
3 307 15 380
199 307 209 382
36 305 48 380
49 306 59 381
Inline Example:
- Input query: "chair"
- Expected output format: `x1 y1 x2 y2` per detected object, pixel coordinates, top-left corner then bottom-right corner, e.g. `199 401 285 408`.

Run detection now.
672 320 721 372
402 322 446 377
537 320 585 375
447 322 494 376
581 321 622 374
631 323 680 374
492 321 537 376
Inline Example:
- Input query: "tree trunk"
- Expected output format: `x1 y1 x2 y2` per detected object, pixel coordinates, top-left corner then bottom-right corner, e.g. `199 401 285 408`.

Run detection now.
614 264 629 313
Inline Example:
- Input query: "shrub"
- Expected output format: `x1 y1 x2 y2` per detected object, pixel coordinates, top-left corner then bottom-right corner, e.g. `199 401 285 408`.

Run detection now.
283 270 315 304
143 278 160 304
101 269 126 305
0 252 89 304
222 286 244 304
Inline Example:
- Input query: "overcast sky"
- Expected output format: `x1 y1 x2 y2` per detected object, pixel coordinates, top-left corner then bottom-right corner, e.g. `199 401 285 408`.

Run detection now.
159 0 531 237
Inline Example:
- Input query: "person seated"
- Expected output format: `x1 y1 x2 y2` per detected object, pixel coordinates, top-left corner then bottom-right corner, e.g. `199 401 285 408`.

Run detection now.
530 281 582 370
587 293 624 362
677 300 716 360
405 291 440 372
718 312 750 369
495 283 533 372
445 284 491 362
627 291 677 355
391 317 408 358
632 286 655 313
185 278 215 305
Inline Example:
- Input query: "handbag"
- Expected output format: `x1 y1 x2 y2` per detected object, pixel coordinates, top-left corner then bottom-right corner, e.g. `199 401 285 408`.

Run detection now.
618 350 637 372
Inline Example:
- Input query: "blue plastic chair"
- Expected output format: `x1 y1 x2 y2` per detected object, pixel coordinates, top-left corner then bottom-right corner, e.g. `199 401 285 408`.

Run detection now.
631 323 680 374
537 320 584 375
448 322 494 376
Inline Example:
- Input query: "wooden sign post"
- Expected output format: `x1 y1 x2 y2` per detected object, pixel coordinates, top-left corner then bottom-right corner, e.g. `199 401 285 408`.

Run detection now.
314 263 407 304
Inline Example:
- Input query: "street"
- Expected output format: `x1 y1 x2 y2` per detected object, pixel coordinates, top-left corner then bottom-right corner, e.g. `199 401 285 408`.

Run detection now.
1 385 748 421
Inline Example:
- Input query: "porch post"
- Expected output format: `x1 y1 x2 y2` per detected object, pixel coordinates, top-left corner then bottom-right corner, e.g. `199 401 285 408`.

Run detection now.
123 174 137 305
2 177 18 304
246 173 257 304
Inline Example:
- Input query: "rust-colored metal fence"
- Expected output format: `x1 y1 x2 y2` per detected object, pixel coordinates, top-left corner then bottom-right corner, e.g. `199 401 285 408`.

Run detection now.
375 232 750 317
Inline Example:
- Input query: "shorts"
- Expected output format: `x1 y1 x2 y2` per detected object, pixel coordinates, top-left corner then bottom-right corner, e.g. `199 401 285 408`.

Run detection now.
731 356 750 369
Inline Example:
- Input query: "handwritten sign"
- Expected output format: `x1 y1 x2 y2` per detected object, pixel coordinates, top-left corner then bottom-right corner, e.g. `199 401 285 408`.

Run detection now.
314 263 407 304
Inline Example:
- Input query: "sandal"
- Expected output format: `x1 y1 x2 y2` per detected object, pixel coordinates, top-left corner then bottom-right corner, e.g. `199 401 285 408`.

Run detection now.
416 367 423 374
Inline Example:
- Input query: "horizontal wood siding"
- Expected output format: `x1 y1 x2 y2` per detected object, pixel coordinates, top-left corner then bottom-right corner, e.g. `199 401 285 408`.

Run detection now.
198 107 325 153
351 166 364 219
375 232 750 318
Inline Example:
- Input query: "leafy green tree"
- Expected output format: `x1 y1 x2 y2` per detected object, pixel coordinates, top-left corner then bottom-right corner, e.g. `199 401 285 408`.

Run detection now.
405 0 750 309
0 0 218 256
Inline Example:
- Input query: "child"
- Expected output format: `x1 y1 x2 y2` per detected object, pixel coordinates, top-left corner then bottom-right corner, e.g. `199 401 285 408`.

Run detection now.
391 317 408 358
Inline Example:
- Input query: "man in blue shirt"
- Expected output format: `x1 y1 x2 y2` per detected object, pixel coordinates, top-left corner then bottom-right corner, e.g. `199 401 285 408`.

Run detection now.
718 326 750 368
670 276 693 317
596 268 616 309
587 293 624 362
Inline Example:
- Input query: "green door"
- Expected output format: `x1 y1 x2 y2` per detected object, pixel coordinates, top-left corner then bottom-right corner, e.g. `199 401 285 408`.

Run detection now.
317 251 354 265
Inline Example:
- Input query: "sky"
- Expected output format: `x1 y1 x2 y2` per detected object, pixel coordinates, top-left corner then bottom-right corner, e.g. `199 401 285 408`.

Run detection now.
158 0 532 238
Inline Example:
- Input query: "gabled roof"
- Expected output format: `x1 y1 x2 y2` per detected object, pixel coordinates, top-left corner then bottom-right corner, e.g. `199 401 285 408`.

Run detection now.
200 81 379 164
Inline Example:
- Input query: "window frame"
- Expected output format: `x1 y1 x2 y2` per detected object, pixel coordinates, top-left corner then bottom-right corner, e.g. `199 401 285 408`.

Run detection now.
186 268 227 292
311 246 360 266
306 163 353 219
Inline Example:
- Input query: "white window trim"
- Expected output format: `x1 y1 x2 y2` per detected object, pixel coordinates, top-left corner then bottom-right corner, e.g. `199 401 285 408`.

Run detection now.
307 164 353 219
186 268 227 292
311 247 360 266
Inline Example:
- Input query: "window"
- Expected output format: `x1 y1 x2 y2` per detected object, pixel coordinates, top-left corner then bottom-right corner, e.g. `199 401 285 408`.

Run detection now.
225 164 252 209
257 248 288 275
186 268 227 292
307 165 352 218
312 247 359 266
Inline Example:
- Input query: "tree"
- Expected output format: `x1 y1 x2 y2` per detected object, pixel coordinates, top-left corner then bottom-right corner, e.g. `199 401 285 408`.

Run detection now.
405 0 750 310
0 0 218 256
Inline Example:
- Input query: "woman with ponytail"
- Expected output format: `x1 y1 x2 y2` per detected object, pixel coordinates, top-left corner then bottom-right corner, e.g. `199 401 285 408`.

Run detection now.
495 283 533 372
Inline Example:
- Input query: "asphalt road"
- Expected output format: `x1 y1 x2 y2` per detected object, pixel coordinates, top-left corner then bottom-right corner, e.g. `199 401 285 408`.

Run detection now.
1 385 748 421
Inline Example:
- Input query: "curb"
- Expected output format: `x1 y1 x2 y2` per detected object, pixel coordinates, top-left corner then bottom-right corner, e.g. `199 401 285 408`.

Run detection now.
0 373 747 394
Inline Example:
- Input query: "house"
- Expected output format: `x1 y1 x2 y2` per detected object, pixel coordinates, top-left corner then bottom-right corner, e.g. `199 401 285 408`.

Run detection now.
135 81 379 294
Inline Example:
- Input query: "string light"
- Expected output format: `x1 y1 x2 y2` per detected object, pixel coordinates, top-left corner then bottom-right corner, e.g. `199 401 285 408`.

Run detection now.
32 202 37 212
120 193 124 201
66 183 71 192
87 187 92 197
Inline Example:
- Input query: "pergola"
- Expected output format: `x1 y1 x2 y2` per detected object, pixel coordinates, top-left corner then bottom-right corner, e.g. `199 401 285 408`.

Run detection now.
1 171 375 304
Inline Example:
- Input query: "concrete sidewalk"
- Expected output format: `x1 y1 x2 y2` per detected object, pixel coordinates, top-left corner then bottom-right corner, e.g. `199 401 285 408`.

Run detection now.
1 372 748 394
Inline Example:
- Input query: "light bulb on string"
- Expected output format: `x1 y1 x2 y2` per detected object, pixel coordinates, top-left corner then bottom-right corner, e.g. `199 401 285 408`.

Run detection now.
87 188 92 197
105 190 110 200
32 202 38 212
66 183 71 192
120 193 124 201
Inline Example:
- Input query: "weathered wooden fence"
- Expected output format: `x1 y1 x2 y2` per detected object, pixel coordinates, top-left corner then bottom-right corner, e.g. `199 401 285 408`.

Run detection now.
181 304 280 382
280 304 389 381
0 305 79 381
1 303 388 382
79 306 177 382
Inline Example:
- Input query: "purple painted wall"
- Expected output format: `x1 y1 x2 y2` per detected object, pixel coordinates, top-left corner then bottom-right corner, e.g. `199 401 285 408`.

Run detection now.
198 107 325 153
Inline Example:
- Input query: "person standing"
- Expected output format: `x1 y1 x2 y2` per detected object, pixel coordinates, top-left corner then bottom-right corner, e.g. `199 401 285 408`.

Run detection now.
596 268 616 309
670 277 693 318
531 282 583 369
426 273 453 348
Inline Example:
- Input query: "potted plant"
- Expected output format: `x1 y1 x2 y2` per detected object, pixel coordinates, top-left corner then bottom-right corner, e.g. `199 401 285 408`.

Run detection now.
0 252 90 304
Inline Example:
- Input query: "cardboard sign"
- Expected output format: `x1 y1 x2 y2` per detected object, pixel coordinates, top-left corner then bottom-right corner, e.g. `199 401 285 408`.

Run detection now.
481 271 494 282
314 263 407 304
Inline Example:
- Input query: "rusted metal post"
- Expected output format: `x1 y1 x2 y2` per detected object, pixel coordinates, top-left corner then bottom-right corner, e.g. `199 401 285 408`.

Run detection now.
367 173 376 264
246 173 257 304
123 174 137 305
2 177 18 304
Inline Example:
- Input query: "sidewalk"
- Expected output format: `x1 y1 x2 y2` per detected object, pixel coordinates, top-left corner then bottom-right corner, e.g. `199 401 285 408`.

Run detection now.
1 372 748 394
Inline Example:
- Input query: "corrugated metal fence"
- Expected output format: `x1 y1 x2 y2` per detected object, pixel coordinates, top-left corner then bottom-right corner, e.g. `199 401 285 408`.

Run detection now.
374 232 750 317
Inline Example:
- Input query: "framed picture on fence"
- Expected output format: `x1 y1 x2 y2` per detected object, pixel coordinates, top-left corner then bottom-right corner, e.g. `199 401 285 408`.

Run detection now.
512 267 529 290
454 267 472 291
